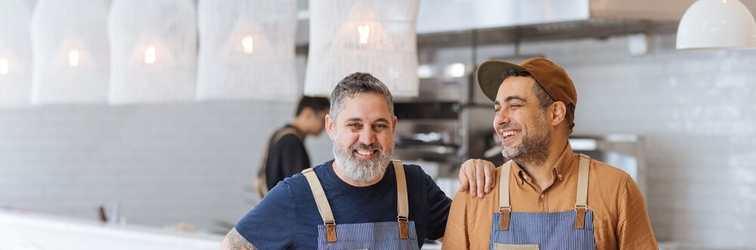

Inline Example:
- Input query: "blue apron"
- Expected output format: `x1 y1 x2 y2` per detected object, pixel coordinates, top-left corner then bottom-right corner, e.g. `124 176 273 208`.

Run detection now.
302 160 420 250
490 154 597 250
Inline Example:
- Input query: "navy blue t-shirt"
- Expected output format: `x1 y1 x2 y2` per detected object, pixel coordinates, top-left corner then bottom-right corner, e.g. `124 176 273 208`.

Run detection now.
235 159 451 249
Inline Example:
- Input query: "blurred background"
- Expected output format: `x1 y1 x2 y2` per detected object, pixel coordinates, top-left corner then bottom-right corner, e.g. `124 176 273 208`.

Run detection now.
1 0 756 249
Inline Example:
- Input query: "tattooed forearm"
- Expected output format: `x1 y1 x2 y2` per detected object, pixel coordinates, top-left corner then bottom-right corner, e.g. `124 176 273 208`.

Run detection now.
221 228 258 250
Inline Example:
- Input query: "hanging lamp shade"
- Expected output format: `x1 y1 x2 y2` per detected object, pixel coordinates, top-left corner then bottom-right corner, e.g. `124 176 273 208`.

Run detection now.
0 0 32 107
30 0 110 104
676 0 756 49
108 0 198 104
304 0 420 97
196 0 298 101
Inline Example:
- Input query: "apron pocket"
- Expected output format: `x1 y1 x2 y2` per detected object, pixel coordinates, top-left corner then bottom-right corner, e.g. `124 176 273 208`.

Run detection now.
493 243 539 250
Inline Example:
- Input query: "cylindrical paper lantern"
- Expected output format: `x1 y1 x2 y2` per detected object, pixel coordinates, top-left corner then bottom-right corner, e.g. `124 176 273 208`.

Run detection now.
30 0 110 104
0 0 33 107
196 0 298 101
108 0 198 104
304 0 420 97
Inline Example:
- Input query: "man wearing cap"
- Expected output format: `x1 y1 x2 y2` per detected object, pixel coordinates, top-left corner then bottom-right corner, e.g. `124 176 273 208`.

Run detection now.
443 58 657 249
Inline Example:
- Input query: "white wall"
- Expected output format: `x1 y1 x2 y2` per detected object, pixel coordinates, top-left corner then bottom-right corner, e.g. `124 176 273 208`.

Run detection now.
0 100 334 234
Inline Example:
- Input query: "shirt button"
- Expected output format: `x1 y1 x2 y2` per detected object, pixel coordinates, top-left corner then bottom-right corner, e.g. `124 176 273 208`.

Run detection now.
540 194 545 199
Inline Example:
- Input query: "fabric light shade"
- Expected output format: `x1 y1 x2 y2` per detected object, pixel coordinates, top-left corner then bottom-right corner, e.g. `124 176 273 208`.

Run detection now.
108 0 198 104
304 0 420 97
676 0 756 49
30 0 110 104
0 0 32 107
196 0 298 101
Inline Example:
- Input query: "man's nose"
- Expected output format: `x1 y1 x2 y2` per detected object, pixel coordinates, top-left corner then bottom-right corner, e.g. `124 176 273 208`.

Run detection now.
494 110 510 127
358 128 376 145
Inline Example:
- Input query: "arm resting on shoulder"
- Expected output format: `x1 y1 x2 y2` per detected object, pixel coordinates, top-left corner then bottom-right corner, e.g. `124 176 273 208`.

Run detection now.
458 159 497 198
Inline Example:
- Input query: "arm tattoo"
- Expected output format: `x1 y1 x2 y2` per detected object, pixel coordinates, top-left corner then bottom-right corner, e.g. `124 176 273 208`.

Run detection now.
225 228 258 250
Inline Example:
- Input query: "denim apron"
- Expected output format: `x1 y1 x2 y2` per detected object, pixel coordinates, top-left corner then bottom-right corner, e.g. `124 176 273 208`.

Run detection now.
490 154 597 250
302 160 420 250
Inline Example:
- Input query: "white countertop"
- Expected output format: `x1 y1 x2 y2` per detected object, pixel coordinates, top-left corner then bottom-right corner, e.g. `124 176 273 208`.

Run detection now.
0 209 223 250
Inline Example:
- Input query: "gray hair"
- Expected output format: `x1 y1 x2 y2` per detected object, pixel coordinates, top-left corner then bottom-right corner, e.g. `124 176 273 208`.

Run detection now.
329 72 394 121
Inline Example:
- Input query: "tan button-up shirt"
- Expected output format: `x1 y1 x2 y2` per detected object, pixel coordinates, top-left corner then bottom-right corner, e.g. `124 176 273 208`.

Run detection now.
442 144 658 250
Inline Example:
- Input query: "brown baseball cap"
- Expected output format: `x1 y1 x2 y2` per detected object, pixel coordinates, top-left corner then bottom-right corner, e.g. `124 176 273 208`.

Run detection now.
476 57 577 129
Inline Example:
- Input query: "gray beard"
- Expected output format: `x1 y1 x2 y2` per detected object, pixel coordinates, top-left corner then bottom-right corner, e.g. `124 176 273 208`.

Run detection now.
502 115 551 168
333 140 393 183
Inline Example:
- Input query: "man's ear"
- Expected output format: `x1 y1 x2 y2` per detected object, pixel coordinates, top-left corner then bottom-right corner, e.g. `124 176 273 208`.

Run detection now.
325 114 335 139
392 116 398 131
550 101 567 127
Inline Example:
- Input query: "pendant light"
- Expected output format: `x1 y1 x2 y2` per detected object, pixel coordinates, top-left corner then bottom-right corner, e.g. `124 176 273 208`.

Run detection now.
676 0 756 49
30 0 110 104
196 0 298 101
108 0 198 104
304 0 420 97
0 0 32 107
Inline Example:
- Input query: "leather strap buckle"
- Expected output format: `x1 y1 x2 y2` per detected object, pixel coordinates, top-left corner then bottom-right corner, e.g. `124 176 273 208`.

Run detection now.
324 220 337 242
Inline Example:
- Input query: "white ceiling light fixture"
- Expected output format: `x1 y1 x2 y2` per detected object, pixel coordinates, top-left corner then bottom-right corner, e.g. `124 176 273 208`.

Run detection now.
30 0 110 104
108 0 198 104
417 64 435 79
304 0 421 97
676 0 756 49
196 0 299 101
0 0 32 107
443 63 466 78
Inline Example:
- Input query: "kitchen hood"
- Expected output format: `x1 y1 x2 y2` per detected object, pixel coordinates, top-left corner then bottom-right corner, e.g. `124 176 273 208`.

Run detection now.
416 0 692 34
414 0 696 47
294 0 704 49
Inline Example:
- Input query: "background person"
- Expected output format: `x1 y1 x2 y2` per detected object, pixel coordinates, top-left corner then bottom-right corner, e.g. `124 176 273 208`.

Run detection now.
255 96 330 198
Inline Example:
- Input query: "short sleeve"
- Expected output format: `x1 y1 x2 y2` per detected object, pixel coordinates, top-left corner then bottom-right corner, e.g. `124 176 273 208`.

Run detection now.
235 181 297 249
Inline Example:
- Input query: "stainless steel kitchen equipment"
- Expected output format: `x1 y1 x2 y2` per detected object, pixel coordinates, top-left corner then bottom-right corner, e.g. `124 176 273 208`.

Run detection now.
393 65 495 178
569 134 648 195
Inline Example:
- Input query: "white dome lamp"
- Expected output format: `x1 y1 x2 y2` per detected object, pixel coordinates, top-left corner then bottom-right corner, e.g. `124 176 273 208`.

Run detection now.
676 0 756 49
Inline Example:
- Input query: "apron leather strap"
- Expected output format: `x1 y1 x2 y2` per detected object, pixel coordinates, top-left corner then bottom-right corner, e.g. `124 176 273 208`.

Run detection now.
574 154 590 229
304 161 411 243
302 168 337 242
393 160 410 239
498 161 513 231
498 155 591 230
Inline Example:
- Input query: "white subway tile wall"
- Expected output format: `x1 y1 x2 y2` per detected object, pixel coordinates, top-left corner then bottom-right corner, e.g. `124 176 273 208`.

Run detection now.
0 101 334 234
0 32 755 248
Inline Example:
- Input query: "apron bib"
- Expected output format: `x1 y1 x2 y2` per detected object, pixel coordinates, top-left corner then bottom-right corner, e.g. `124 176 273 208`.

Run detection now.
303 160 420 250
490 154 597 250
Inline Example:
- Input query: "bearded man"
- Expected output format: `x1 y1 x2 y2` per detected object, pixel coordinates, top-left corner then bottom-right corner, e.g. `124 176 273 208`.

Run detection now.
219 72 495 250
441 58 657 249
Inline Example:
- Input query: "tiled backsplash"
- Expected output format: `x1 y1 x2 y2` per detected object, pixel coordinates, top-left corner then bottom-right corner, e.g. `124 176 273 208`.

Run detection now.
1 32 755 248
0 102 335 233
